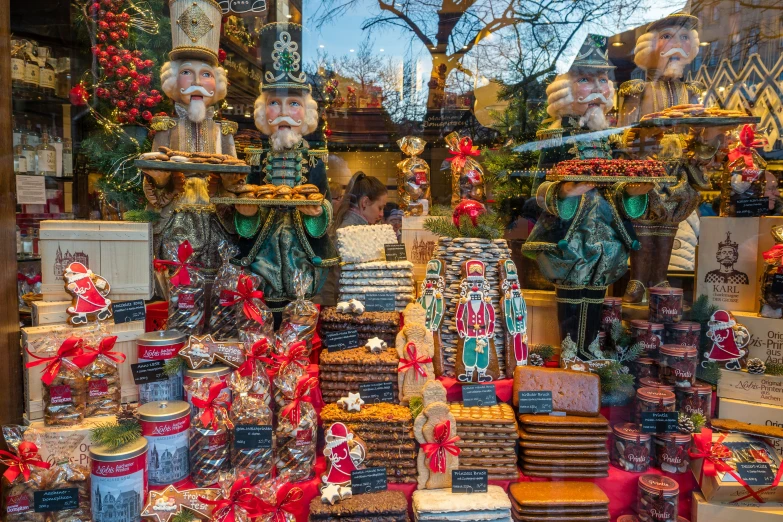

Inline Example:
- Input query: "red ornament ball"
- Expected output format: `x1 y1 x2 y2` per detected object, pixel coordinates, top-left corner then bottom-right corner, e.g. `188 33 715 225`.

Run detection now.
142 110 152 121
116 66 128 77
452 199 486 228
69 84 90 106
218 48 227 63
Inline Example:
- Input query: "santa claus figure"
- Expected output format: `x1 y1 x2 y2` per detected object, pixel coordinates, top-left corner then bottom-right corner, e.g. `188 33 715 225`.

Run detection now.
322 422 366 487
705 310 750 371
63 262 112 324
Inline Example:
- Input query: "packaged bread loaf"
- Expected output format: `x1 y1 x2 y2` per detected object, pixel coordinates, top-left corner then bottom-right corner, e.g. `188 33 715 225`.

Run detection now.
25 337 87 427
73 335 124 417
228 367 274 484
0 427 50 522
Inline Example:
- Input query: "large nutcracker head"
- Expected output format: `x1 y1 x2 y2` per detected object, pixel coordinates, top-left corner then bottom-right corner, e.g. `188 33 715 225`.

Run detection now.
253 23 319 151
160 0 228 122
545 34 616 131
633 13 700 80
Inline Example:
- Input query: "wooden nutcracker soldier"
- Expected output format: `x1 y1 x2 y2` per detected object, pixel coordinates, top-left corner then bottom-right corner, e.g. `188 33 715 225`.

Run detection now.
455 260 499 383
418 259 446 375
499 259 528 377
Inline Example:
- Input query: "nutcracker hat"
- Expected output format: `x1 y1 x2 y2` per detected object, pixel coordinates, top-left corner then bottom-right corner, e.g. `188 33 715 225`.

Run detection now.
465 260 486 281
64 262 92 282
425 259 444 279
169 0 222 65
259 22 311 92
570 34 615 70
501 259 518 279
647 11 700 33
708 310 736 329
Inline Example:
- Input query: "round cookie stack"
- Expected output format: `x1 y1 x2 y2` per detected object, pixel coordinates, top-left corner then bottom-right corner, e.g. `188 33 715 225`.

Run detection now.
319 346 400 404
448 402 519 480
434 237 512 377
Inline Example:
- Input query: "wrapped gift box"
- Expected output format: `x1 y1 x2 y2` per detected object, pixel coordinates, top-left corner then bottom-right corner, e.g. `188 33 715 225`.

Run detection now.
717 369 783 408
717 397 783 458
24 415 116 468
692 491 783 521
732 311 783 364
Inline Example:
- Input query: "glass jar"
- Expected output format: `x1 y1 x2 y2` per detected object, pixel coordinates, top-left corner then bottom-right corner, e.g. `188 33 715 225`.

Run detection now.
675 383 712 422
666 321 700 348
637 474 679 522
633 358 658 385
635 387 676 423
638 376 674 392
630 320 665 358
648 287 683 324
653 433 691 474
602 297 623 332
612 423 651 473
658 345 698 387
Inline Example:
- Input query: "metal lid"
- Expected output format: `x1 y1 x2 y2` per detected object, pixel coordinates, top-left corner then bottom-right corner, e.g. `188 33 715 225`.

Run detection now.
636 387 676 403
677 382 712 394
653 432 692 444
604 297 622 305
137 330 187 346
613 422 651 442
649 287 683 296
137 400 191 422
639 377 674 390
638 474 679 495
660 344 698 357
185 364 231 378
670 321 699 332
635 357 657 365
617 516 640 522
89 436 148 461
630 319 664 330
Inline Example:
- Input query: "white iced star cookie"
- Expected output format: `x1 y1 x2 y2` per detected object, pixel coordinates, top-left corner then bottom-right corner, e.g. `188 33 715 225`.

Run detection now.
321 483 342 505
337 392 364 412
338 486 352 500
365 336 387 354
347 299 365 314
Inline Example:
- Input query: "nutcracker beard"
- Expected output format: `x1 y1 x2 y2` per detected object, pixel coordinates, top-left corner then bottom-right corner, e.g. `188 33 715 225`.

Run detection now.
270 128 303 152
579 105 609 131
186 98 207 123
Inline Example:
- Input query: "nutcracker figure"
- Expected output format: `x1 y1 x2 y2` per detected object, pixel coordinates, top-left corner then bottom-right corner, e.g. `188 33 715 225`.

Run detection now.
499 259 527 377
704 310 750 371
455 260 499 383
233 22 338 307
63 262 112 324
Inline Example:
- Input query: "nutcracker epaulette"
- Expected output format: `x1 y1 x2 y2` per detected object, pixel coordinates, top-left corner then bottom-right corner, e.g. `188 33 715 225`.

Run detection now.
619 79 645 97
150 115 177 132
685 80 706 96
535 126 565 141
218 120 238 135
244 146 267 166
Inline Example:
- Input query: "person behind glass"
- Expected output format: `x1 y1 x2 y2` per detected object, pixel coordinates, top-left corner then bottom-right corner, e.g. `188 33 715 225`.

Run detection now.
320 172 388 306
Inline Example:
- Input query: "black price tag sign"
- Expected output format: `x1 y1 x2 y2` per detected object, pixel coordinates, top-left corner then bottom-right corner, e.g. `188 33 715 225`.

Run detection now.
735 197 770 217
359 381 396 404
324 330 359 352
34 488 79 513
640 411 679 433
462 384 497 407
131 360 167 385
452 469 488 493
112 299 146 323
364 293 397 312
771 274 783 294
234 425 272 449
517 391 553 414
737 463 776 486
351 467 388 494
384 243 408 261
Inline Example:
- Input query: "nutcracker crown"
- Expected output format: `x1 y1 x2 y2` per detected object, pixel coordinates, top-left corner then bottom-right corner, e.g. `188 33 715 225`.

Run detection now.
169 0 222 65
259 22 310 92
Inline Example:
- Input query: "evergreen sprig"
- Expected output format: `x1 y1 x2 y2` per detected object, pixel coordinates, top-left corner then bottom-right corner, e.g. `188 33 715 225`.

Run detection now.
423 213 505 240
765 360 783 376
123 209 161 223
697 361 722 385
690 412 706 433
164 357 185 376
409 396 423 419
530 344 555 363
429 204 453 217
90 420 142 450
594 361 635 394
171 511 197 522
423 216 460 238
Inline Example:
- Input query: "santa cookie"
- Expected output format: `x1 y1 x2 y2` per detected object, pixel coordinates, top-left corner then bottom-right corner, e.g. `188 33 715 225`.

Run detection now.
63 262 112 325
414 381 460 490
396 303 435 405
321 422 367 502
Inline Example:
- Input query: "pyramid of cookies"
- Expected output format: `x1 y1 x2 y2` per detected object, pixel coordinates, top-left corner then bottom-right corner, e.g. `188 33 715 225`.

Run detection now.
449 402 518 480
412 485 512 522
309 490 410 521
319 307 400 347
319 345 399 404
509 481 610 522
321 402 417 484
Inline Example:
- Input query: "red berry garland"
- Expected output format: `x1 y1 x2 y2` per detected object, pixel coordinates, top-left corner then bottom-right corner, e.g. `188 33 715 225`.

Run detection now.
549 159 667 182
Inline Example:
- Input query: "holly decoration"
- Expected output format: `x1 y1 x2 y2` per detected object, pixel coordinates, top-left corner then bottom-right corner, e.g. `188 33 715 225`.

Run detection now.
69 83 90 106
452 199 486 228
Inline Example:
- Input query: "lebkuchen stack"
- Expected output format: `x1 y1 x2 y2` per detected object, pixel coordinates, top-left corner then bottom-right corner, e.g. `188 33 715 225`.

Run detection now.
448 402 518 480
509 481 610 522
319 307 400 348
513 366 610 478
319 345 399 404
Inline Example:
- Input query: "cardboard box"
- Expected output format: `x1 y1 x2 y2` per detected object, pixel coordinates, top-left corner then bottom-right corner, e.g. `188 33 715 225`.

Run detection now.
718 368 783 407
692 491 783 521
695 216 759 313
24 416 116 468
31 300 73 326
718 397 783 458
401 215 442 286
733 311 783 365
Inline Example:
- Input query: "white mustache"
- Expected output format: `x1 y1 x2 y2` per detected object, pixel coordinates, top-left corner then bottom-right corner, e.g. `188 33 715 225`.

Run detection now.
180 85 214 97
661 47 689 58
268 115 301 126
577 93 608 104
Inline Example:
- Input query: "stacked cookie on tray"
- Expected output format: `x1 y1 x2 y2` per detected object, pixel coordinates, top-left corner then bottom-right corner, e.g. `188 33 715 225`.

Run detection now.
412 485 512 522
309 490 409 521
321 402 417 484
319 345 399 404
449 403 518 480
320 307 400 347
509 482 610 522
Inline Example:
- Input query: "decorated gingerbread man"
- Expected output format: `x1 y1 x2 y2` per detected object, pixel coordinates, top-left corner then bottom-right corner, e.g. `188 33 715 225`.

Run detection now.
396 303 435 405
413 381 460 490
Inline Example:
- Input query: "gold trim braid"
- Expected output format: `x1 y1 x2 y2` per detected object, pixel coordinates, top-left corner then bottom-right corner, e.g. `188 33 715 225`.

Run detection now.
151 116 177 132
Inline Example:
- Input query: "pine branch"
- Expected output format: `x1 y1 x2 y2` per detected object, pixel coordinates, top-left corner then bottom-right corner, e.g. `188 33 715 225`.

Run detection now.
595 361 634 394
91 420 141 450
619 342 645 363
530 344 555 363
429 204 453 217
171 511 197 522
697 361 722 385
690 412 706 433
124 209 161 223
765 360 783 376
164 357 185 376
689 294 718 324
423 216 460 238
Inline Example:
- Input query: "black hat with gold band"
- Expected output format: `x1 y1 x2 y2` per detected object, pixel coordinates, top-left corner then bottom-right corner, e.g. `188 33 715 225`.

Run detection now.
169 0 222 65
570 34 615 70
259 22 311 92
647 12 700 33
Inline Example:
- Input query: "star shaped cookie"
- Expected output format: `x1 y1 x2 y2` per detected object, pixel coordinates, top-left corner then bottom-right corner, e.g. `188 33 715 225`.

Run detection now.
365 336 387 354
337 392 364 412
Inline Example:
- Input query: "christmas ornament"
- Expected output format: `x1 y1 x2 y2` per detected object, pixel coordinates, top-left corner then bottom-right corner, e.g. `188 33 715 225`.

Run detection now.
69 83 90 106
528 353 544 366
452 199 486 228
63 262 112 325
746 358 767 375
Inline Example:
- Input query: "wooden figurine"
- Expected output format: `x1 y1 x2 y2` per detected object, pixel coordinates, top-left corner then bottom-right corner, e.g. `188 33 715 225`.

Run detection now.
396 303 435 405
454 260 499 382
418 259 446 376
499 259 528 378
414 381 460 490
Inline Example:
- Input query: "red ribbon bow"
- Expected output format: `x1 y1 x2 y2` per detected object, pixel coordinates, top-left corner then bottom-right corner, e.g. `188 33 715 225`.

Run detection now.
72 336 125 368
763 244 783 273
18 273 41 285
267 341 310 378
280 376 318 426
220 275 266 323
258 487 304 522
730 125 768 168
0 442 51 483
398 342 432 379
153 240 196 287
238 338 271 378
421 420 461 473
199 478 264 522
191 381 228 430
25 337 85 386
446 136 480 170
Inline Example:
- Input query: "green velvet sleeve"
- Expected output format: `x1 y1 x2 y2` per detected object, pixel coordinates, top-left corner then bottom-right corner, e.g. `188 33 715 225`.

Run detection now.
555 195 579 221
302 200 332 238
234 209 262 239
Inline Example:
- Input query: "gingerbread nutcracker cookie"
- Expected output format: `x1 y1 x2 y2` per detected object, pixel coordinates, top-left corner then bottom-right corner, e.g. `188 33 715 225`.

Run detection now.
414 381 460 490
418 259 446 376
454 260 499 383
499 259 528 378
63 262 112 325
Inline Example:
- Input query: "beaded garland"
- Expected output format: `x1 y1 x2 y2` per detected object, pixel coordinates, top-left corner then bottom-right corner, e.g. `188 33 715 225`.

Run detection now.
547 158 674 184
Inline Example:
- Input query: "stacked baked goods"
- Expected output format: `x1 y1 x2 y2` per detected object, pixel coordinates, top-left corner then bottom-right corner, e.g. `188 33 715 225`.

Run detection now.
319 346 400 404
309 490 410 521
448 403 518 480
319 307 400 348
412 485 512 522
139 146 247 166
320 402 417 484
509 481 610 522
513 366 610 478
233 183 324 202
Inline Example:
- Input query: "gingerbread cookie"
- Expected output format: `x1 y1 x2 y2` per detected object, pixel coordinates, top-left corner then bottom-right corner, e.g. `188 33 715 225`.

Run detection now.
396 303 435 405
414 381 459 489
499 259 528 378
418 259 447 376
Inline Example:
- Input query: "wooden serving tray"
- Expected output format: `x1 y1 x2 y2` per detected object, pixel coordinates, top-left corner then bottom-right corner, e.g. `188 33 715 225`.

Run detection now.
135 159 251 174
634 116 760 129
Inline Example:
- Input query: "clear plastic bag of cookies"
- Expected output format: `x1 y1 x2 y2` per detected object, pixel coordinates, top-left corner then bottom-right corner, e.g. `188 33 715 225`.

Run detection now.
43 461 91 522
228 367 274 484
256 476 302 522
155 240 205 336
444 131 486 204
25 336 87 427
73 335 123 417
1 426 50 522
236 337 273 407
229 274 274 340
397 136 431 216
209 241 243 340
271 338 310 408
187 377 233 487
275 376 318 482
211 471 262 522
279 271 318 344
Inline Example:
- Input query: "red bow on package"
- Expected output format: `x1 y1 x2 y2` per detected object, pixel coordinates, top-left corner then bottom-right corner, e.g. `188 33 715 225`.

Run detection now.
729 125 768 168
153 240 196 287
17 273 42 285
689 428 783 503
421 420 461 473
25 337 85 386
280 376 318 426
267 341 309 378
0 442 51 483
398 342 432 379
258 486 303 522
446 136 481 170
238 338 272 378
199 478 264 522
220 275 266 323
191 381 229 430
763 244 783 273
72 336 125 368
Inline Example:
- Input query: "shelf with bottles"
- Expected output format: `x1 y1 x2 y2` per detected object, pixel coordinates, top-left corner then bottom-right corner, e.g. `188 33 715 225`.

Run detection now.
11 37 72 104
13 117 74 179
